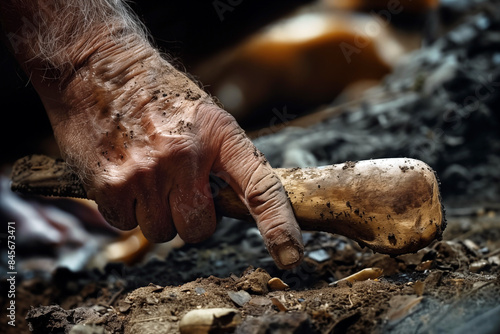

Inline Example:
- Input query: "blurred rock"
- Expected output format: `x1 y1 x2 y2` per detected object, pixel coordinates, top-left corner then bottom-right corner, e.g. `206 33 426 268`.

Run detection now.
195 6 417 128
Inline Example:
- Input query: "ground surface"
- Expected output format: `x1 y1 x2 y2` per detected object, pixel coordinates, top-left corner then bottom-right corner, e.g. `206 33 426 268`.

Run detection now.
2 212 500 333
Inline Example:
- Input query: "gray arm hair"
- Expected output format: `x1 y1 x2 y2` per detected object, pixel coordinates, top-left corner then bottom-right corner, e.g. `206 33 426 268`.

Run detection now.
2 0 149 77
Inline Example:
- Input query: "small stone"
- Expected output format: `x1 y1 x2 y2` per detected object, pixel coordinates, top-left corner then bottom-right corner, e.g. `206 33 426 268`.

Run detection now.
469 259 489 273
228 290 251 307
118 301 131 313
480 247 490 254
307 249 330 262
462 239 480 255
195 287 206 295
249 296 272 307
271 298 288 312
424 270 443 288
268 277 289 291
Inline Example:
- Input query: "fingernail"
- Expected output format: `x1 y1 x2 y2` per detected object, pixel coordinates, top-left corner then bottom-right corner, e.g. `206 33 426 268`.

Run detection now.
278 244 301 267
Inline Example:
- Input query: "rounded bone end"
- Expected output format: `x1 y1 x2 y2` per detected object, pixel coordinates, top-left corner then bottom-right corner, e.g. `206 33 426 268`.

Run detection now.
360 159 446 255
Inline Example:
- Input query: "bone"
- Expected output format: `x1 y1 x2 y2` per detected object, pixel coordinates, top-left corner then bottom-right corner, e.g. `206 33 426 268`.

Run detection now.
10 155 445 255
215 158 445 255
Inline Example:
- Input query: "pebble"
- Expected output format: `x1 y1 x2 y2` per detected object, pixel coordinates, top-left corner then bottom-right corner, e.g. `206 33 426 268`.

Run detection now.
307 249 330 262
271 298 288 312
268 277 289 291
179 308 241 334
118 302 131 313
469 259 489 273
228 290 251 307
146 296 158 305
462 239 480 254
249 296 272 307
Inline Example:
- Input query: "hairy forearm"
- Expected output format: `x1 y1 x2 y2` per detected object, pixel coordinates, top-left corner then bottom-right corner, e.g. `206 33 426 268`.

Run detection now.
0 0 148 81
0 0 209 176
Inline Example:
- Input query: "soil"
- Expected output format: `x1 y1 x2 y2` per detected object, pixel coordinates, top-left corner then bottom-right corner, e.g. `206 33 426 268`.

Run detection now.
1 213 500 334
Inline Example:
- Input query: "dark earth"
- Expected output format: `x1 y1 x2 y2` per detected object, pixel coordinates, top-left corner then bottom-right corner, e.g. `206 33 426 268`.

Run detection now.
1 0 500 333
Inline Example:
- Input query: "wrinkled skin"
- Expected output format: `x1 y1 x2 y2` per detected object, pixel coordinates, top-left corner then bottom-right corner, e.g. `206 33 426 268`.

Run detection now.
2 20 304 268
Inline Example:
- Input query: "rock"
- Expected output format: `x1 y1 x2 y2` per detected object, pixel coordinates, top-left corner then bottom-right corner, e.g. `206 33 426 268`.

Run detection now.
179 308 242 334
469 259 489 273
249 296 272 307
488 255 500 266
461 239 481 256
228 290 252 307
307 249 330 262
118 301 132 313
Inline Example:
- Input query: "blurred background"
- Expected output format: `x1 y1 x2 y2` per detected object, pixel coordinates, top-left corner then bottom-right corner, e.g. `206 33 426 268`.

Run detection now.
0 0 448 164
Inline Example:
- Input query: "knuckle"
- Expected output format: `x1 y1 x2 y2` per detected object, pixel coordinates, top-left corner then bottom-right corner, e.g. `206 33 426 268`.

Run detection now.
199 104 241 141
261 220 290 241
245 172 286 214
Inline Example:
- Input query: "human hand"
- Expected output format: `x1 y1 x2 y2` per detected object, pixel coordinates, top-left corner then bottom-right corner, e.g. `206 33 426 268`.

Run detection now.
0 0 303 268
57 51 303 268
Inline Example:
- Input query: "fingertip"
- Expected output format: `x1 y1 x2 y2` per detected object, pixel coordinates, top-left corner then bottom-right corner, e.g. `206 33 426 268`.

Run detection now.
96 196 138 231
135 198 177 243
270 235 304 270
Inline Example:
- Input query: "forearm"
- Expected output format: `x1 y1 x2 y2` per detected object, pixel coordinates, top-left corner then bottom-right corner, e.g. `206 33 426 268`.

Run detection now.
1 0 208 130
0 0 148 80
1 0 209 176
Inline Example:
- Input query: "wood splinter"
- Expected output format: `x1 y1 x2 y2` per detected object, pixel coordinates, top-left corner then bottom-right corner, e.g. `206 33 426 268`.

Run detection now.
10 155 445 255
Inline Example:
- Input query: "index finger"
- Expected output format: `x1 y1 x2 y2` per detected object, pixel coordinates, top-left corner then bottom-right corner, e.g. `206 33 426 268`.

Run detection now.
211 111 304 269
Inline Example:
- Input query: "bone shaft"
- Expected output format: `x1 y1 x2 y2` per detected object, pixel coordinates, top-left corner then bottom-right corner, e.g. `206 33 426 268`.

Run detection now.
215 158 444 255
